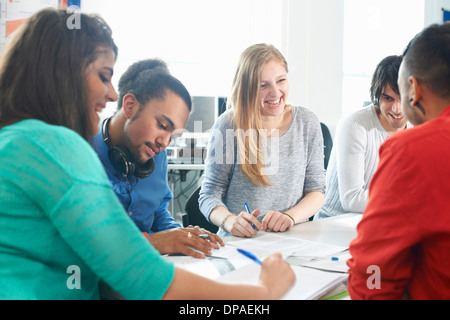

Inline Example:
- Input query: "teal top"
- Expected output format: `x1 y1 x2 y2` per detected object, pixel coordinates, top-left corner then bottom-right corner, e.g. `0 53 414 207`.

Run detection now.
0 120 175 299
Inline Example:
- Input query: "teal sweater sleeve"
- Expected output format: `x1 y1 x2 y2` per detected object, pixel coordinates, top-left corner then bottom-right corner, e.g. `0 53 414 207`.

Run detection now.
0 120 174 299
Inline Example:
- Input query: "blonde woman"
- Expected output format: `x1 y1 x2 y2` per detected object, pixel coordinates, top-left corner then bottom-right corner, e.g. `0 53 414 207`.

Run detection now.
199 44 325 238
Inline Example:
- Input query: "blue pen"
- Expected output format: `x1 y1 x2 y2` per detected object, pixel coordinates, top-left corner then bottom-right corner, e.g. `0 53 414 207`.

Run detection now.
237 248 262 265
244 202 258 230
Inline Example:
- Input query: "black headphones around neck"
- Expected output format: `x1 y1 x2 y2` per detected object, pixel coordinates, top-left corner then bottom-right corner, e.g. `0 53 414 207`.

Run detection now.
102 117 155 179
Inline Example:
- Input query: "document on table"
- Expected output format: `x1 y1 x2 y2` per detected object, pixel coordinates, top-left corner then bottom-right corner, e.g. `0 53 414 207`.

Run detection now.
225 233 347 259
217 263 348 300
164 232 350 289
163 254 250 279
209 242 290 260
288 251 352 273
164 242 287 279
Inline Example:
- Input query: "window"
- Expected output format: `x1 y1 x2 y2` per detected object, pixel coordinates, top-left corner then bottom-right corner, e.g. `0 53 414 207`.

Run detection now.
342 0 424 116
83 0 284 118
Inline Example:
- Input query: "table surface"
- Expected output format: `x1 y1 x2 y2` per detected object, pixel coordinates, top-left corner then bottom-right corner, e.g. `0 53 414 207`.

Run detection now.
220 214 361 300
224 213 362 248
168 163 205 171
283 213 362 247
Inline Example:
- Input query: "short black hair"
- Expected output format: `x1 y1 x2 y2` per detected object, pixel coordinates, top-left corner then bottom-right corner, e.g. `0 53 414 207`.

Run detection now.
370 55 402 106
403 23 450 99
117 58 192 112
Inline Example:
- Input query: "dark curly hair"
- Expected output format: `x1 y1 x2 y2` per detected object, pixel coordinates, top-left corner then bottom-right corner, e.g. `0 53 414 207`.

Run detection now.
116 58 192 114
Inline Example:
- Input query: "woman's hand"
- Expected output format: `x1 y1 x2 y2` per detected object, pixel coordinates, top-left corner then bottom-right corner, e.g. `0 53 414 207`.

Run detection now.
258 253 296 299
224 209 263 238
262 211 294 232
162 252 295 300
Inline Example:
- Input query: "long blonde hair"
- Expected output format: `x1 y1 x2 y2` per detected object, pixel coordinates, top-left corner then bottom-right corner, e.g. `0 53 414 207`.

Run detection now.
228 44 288 187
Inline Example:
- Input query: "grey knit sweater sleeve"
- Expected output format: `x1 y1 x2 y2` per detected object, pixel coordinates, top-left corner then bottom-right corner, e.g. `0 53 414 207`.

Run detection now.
199 106 325 236
315 105 389 219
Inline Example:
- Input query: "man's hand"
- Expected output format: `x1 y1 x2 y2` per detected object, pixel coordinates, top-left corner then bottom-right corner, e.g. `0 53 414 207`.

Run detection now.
149 226 224 259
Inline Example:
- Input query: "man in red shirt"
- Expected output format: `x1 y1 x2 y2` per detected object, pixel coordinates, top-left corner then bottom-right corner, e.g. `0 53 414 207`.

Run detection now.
347 23 450 299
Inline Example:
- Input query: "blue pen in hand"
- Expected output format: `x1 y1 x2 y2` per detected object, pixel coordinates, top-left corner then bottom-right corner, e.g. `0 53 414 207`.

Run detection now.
244 202 258 231
237 248 262 265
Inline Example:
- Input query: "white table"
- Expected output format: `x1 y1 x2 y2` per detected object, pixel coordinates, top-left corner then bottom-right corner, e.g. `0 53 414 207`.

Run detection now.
165 214 362 300
283 213 362 247
221 213 361 250
168 164 205 171
223 213 361 248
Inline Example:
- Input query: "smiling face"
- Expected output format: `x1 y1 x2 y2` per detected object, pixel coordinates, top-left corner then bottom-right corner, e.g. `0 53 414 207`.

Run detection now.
122 90 189 165
85 47 118 135
377 84 407 134
259 59 289 118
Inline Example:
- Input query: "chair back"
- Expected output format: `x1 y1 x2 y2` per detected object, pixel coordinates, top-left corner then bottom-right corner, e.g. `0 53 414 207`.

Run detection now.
184 186 219 233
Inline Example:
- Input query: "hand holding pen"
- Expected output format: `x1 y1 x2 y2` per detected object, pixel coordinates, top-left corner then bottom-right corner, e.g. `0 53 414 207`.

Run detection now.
227 203 262 238
237 249 296 299
244 202 258 231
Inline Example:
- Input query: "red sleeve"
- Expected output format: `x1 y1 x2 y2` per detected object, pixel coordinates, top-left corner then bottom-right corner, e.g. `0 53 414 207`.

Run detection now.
347 138 423 300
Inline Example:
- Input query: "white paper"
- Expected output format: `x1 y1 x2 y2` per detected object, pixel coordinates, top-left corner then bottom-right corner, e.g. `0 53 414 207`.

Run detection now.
209 243 289 260
226 233 347 259
217 263 348 300
164 254 250 280
297 251 352 273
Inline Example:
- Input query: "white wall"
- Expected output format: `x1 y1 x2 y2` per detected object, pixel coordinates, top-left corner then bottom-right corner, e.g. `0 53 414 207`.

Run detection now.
282 0 344 132
82 0 285 118
282 0 450 132
80 0 447 131
82 0 345 128
425 0 450 25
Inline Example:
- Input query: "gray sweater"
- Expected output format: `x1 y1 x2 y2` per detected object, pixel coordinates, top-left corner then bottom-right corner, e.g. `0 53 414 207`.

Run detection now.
315 105 389 219
199 106 326 237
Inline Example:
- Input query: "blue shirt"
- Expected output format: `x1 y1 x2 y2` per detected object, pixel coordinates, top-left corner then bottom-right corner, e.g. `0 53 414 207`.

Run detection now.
92 120 182 234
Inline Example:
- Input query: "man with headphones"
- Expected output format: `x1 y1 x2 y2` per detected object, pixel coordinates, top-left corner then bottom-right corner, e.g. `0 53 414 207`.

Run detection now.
92 59 224 259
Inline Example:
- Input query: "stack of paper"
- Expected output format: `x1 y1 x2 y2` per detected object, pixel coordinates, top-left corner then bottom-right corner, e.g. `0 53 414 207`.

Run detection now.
165 232 351 299
164 254 249 279
225 233 347 259
298 251 351 273
216 263 348 300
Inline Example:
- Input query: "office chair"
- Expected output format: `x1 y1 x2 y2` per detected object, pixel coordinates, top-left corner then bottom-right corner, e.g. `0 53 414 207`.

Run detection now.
183 186 219 233
308 122 333 222
320 122 333 170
